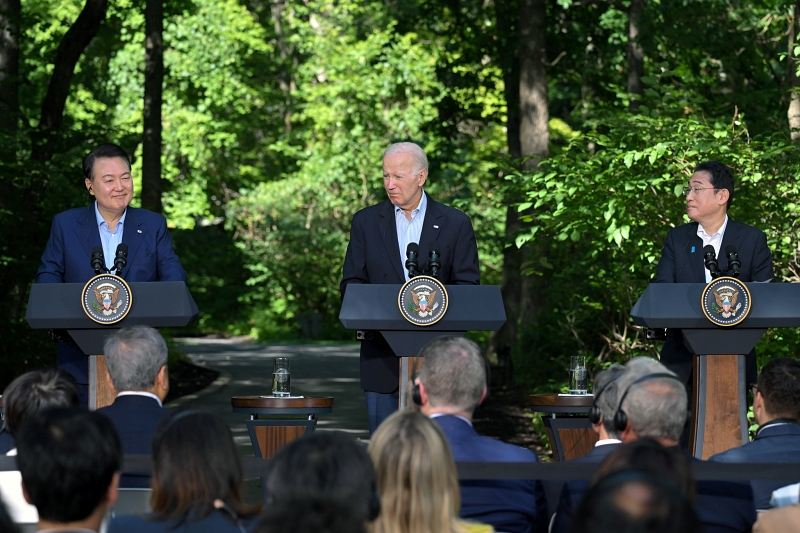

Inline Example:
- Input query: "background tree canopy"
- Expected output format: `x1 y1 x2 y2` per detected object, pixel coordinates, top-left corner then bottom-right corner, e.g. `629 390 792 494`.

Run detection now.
0 0 799 390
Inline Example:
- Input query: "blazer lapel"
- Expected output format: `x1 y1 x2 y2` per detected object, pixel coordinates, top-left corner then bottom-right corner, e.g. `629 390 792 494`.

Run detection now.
418 193 442 272
379 201 405 281
685 223 706 282
121 207 144 279
718 218 741 273
75 205 101 258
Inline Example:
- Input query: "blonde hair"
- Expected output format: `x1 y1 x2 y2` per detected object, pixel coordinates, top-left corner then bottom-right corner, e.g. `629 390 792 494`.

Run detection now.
368 411 467 533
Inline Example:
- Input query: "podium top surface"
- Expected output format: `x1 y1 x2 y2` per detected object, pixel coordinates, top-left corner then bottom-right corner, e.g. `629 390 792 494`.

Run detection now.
231 396 334 415
340 284 506 332
631 282 800 328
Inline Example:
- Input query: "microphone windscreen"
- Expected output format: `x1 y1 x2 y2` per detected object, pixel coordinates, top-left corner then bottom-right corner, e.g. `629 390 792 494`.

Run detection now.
406 242 419 256
429 241 440 254
725 245 737 256
703 245 716 257
91 246 103 257
116 243 128 255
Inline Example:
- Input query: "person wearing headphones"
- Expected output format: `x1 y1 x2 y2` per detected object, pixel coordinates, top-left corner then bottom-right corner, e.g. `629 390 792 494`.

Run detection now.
414 336 548 533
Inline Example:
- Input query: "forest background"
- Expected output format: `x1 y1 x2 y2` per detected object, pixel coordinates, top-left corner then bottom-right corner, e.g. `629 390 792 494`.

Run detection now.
1 0 799 393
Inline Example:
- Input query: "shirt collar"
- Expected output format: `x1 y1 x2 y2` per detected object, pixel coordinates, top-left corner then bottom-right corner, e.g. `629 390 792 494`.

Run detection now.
429 412 473 427
394 189 427 216
697 214 728 239
94 201 127 230
116 390 163 407
595 438 622 447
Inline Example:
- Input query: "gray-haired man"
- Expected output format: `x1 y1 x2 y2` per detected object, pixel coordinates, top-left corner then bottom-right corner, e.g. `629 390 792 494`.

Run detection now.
97 325 170 487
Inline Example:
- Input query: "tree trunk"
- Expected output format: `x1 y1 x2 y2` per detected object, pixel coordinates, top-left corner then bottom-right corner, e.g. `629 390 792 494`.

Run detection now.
517 0 550 333
271 0 295 132
789 0 800 141
627 0 645 112
0 0 20 141
30 0 108 164
142 0 164 213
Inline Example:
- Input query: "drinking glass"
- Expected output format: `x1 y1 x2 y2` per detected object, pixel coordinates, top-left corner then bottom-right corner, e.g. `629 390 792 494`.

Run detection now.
272 357 291 397
569 355 588 395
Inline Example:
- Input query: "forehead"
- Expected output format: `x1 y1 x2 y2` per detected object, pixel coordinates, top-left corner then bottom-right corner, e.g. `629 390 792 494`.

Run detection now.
93 157 131 178
383 152 415 171
689 171 712 185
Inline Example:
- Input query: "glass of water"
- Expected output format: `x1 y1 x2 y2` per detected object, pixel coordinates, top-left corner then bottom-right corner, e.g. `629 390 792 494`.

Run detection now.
272 357 291 397
569 355 588 395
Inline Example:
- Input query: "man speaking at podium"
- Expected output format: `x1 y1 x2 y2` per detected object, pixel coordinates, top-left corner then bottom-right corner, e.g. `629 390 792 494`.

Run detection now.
340 142 480 434
35 143 186 405
651 161 773 388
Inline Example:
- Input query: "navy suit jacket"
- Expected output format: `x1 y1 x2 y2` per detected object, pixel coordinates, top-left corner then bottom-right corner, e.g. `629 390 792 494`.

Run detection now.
550 442 621 533
709 421 800 509
97 395 170 488
340 194 480 392
651 219 773 383
109 511 256 533
434 415 548 533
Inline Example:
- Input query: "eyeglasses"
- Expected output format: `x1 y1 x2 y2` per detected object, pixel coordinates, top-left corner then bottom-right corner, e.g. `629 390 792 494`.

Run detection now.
682 187 718 197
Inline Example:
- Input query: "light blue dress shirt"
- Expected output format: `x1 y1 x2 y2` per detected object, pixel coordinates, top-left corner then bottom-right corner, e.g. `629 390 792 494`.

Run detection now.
395 191 427 281
94 201 126 271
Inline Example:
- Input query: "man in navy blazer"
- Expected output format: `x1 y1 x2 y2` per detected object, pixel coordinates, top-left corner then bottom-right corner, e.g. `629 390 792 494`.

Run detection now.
340 142 480 433
415 337 548 533
709 357 800 509
35 143 186 402
97 326 170 488
651 161 773 386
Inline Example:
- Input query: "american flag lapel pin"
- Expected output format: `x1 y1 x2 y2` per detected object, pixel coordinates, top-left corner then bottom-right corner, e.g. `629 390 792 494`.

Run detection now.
434 225 439 229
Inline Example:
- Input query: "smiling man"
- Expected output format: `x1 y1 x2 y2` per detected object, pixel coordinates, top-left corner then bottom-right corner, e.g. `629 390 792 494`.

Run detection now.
340 142 480 433
36 143 186 405
651 161 773 387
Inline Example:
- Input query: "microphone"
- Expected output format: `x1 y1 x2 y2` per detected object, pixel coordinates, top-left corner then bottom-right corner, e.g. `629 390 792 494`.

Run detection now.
703 245 721 279
405 243 419 279
428 241 441 278
113 243 128 275
91 247 106 275
725 245 741 278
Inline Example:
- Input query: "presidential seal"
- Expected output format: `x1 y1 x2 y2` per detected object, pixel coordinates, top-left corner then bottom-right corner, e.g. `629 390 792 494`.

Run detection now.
398 275 448 326
82 274 133 325
701 276 751 327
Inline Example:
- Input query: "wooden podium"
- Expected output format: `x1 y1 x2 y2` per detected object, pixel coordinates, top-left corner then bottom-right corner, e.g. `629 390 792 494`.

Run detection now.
26 281 198 409
631 282 800 459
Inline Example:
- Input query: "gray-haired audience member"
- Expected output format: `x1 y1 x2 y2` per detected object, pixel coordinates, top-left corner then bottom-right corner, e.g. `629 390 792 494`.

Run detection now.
16 408 122 533
415 336 547 533
550 363 625 533
97 325 170 487
709 357 800 509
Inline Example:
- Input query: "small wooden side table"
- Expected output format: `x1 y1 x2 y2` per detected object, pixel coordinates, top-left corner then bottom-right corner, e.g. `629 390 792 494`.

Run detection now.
231 396 333 459
530 394 598 461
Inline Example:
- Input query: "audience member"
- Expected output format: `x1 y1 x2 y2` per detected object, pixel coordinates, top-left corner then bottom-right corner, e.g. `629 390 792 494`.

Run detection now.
256 500 365 533
261 431 378 533
0 369 80 524
108 410 258 533
368 410 493 533
550 363 624 533
572 469 701 533
613 356 756 533
98 326 171 488
16 407 121 533
709 357 800 509
753 502 800 532
415 337 547 533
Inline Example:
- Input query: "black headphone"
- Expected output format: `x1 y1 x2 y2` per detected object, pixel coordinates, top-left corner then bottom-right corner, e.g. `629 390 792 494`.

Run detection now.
588 376 620 425
613 373 685 432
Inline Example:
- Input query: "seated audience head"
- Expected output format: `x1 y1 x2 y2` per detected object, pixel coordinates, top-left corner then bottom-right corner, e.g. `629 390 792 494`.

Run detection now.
589 363 625 440
150 409 255 522
574 469 701 533
2 368 80 437
368 410 464 533
416 336 486 417
753 357 800 425
104 325 169 400
613 357 687 445
593 439 695 500
16 407 121 531
262 431 378 533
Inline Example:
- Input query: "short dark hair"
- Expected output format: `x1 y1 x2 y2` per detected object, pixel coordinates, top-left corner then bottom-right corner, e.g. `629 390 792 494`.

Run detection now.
256 500 366 533
16 407 121 523
757 358 800 420
83 143 131 180
2 369 80 436
151 410 255 521
694 161 734 210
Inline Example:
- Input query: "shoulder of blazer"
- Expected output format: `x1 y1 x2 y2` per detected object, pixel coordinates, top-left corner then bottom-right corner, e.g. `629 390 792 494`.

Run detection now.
424 194 469 222
351 200 393 223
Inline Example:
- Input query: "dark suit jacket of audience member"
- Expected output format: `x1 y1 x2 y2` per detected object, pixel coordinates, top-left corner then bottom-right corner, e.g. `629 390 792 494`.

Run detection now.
108 511 255 533
0 430 14 455
434 415 548 533
97 395 170 488
709 421 800 509
550 442 621 533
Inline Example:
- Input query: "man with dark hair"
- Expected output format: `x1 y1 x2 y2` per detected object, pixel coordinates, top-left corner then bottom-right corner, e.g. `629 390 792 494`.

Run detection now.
98 325 170 487
651 160 773 387
709 357 800 509
35 143 186 405
16 408 122 532
415 336 547 533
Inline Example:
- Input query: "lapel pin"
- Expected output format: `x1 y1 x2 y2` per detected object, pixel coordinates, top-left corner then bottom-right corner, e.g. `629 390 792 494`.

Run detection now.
691 246 695 253
433 225 439 229
137 229 142 234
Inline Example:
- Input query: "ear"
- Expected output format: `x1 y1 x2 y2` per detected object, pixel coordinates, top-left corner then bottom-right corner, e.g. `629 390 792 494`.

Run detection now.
104 367 116 393
157 365 169 391
619 420 636 443
477 386 488 406
85 177 95 195
716 187 729 207
21 480 32 505
591 415 603 434
106 472 120 507
417 168 428 187
417 380 429 406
